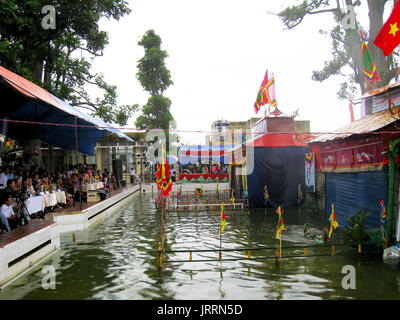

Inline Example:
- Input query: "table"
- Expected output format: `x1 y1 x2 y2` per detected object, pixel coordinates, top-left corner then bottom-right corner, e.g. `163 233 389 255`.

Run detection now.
55 191 66 204
23 191 67 215
95 181 104 189
24 196 45 216
81 182 103 192
81 184 94 192
42 193 57 207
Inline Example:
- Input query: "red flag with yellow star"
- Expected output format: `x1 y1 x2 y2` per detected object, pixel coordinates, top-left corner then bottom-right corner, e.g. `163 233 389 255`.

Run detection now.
374 1 400 56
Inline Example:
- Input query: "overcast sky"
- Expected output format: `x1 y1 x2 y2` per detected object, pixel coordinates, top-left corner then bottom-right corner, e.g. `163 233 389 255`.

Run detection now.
90 0 373 145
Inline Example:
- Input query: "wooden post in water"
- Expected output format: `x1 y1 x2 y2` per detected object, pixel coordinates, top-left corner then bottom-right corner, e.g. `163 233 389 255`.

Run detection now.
158 194 166 269
219 235 222 262
275 243 280 265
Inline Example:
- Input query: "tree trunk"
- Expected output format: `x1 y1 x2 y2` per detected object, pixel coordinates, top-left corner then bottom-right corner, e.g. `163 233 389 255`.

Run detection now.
20 139 44 168
21 62 45 169
367 0 395 86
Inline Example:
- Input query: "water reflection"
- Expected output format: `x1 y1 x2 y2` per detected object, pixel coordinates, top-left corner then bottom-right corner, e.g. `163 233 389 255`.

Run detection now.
0 194 399 300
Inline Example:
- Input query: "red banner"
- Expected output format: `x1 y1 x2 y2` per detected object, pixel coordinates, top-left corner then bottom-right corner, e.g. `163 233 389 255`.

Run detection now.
319 138 385 170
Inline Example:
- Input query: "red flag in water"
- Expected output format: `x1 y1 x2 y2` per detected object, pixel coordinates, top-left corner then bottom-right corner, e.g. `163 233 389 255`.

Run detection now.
162 157 172 197
156 167 162 190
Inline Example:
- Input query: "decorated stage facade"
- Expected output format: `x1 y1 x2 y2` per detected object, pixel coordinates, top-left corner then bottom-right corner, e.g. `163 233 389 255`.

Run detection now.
230 112 312 209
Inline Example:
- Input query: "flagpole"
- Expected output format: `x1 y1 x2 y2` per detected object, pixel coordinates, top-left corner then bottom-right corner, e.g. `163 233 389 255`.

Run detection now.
275 206 282 264
219 202 225 262
381 201 388 249
279 206 282 262
219 212 222 262
219 232 222 262
381 226 387 249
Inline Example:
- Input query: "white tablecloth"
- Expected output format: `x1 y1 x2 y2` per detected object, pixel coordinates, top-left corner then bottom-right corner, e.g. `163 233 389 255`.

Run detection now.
95 182 104 189
24 191 67 213
43 193 57 207
24 196 44 215
82 182 103 192
55 191 66 204
81 183 95 192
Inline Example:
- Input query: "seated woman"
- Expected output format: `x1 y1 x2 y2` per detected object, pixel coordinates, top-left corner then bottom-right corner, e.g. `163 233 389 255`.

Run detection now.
111 174 118 191
102 174 111 195
54 177 73 206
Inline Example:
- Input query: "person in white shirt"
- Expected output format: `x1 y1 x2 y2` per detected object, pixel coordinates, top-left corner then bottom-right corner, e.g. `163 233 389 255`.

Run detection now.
1 194 22 230
0 167 9 190
130 167 138 184
171 166 176 182
0 210 10 232
23 177 37 196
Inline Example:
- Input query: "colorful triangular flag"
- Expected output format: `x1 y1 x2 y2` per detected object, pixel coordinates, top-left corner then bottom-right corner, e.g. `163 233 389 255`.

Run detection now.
275 206 284 239
360 30 380 84
328 203 339 238
219 202 227 236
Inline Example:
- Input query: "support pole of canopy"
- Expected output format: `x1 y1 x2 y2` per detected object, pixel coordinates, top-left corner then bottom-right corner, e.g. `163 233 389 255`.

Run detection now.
74 116 82 211
47 143 50 172
125 146 128 190
383 138 400 243
107 134 110 174
209 142 212 174
141 150 144 182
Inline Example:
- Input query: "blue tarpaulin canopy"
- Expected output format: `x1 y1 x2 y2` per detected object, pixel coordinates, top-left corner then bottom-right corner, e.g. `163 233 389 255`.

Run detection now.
166 155 178 164
178 145 236 165
0 65 133 155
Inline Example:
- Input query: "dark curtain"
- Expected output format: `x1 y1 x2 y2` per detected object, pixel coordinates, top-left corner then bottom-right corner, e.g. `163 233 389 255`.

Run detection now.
247 146 309 208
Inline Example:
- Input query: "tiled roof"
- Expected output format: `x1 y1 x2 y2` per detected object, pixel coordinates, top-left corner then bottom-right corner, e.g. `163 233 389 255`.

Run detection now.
310 107 399 143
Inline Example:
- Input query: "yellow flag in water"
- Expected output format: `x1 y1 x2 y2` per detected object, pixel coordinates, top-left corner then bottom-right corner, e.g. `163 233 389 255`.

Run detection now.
275 206 284 239
230 191 235 208
328 203 339 238
219 202 227 236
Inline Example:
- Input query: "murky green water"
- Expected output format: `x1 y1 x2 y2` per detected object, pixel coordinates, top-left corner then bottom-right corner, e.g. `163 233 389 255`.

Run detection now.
1 193 399 300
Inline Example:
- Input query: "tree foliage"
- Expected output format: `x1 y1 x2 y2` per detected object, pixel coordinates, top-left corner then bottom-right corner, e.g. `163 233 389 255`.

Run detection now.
0 0 137 126
135 95 174 130
136 29 173 97
278 0 398 99
135 29 178 151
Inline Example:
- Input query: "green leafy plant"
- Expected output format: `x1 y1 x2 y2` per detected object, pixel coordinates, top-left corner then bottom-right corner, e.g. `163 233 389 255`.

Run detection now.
344 208 370 245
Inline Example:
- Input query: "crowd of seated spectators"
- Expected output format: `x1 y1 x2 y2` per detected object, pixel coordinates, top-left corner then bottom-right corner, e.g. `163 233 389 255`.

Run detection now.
181 164 229 174
0 155 121 234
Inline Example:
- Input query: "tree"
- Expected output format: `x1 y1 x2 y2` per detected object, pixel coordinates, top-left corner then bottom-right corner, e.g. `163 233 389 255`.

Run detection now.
278 0 398 99
0 0 138 126
135 29 178 152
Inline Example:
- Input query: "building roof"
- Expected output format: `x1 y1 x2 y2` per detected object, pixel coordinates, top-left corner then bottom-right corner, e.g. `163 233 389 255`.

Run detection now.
0 65 133 155
310 107 399 143
357 80 400 100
